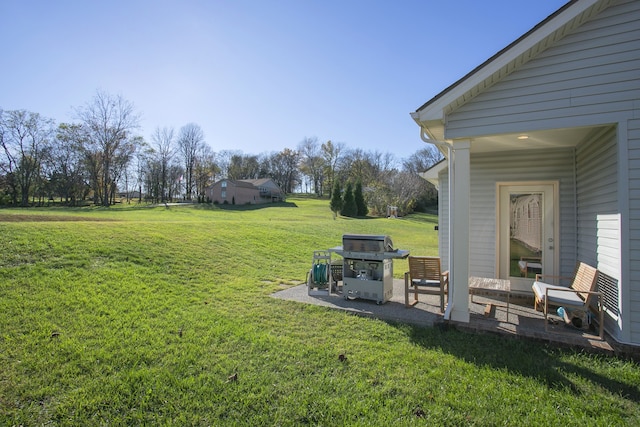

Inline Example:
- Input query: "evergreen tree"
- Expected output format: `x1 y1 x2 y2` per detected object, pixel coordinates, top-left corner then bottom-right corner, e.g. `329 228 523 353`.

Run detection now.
354 181 368 217
341 182 357 217
330 180 342 215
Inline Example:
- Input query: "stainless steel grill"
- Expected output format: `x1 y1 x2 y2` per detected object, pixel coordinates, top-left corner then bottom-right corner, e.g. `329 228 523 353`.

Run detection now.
331 234 409 304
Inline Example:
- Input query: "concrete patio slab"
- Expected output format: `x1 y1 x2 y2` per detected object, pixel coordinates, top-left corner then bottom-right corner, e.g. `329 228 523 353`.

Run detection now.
272 278 623 357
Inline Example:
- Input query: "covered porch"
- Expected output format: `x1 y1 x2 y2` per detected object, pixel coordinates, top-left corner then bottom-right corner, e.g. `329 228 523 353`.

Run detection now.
407 0 638 347
272 278 631 357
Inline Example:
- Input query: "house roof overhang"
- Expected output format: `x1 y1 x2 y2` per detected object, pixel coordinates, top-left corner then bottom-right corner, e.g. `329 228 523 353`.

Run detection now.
419 159 447 189
410 0 614 146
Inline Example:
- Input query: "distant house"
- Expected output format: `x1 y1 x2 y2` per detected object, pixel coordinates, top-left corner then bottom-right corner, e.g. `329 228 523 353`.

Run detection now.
206 178 285 205
117 190 142 200
411 0 640 346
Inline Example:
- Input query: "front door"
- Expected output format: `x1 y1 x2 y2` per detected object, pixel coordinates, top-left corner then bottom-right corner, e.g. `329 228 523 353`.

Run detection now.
498 182 558 293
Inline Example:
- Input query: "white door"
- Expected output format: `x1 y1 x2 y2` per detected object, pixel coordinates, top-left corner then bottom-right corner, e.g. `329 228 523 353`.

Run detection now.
498 182 558 293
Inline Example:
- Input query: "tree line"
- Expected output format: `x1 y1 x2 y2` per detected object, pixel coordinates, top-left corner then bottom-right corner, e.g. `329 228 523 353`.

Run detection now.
1 90 442 215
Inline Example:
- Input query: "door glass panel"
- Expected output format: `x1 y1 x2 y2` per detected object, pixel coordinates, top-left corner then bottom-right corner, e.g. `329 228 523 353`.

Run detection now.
510 192 543 278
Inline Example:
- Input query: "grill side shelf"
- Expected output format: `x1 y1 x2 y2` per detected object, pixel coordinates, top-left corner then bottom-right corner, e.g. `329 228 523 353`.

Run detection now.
329 247 409 260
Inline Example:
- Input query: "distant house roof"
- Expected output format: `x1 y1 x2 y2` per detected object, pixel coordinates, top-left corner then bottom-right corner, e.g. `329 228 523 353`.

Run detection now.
242 178 276 187
216 178 283 193
218 179 255 189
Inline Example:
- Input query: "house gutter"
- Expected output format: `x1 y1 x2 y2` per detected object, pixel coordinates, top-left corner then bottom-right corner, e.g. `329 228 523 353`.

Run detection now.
417 126 455 321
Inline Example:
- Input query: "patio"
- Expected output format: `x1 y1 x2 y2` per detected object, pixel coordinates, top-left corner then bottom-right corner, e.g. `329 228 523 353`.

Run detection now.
272 278 626 357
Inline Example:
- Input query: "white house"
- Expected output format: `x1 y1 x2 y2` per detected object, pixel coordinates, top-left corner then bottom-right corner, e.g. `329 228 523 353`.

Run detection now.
411 0 639 347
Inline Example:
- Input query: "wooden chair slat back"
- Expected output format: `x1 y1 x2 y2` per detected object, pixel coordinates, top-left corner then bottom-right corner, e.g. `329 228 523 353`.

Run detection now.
408 256 442 282
571 262 599 303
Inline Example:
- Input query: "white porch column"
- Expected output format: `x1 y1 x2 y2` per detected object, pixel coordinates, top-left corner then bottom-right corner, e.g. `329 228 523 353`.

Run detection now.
449 140 471 323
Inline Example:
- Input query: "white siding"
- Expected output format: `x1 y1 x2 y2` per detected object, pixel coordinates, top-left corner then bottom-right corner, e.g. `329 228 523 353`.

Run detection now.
629 118 640 344
575 126 622 337
575 126 619 268
446 0 640 139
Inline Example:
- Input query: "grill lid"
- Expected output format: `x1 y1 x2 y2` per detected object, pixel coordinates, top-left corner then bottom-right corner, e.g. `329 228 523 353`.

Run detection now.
342 234 394 253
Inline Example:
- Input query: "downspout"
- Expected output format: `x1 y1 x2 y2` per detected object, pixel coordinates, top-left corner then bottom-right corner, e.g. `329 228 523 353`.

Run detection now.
418 127 455 320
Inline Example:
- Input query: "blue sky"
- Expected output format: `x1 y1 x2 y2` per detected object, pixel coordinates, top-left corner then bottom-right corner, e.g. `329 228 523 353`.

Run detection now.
1 0 568 161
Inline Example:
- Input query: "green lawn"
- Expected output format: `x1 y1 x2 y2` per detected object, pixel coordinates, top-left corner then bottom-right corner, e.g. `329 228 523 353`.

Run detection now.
1 197 638 426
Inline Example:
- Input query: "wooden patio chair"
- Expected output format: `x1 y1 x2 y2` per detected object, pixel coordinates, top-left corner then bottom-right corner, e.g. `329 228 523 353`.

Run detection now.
532 261 604 339
404 256 448 312
518 256 542 277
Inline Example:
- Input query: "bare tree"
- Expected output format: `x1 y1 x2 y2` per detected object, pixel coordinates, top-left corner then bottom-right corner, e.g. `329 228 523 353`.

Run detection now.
342 148 370 185
0 110 54 206
322 140 345 197
216 149 240 178
53 123 89 205
228 153 261 180
402 145 443 174
194 144 219 202
76 90 140 206
339 148 398 188
0 108 17 204
388 171 436 215
114 136 141 204
268 148 300 193
298 137 325 195
151 126 175 202
167 163 184 201
134 145 153 203
177 123 204 200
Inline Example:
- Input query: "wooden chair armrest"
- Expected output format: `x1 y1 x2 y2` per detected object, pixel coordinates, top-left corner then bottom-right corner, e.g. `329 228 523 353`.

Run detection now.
544 288 604 306
441 271 449 285
579 290 603 296
545 287 602 295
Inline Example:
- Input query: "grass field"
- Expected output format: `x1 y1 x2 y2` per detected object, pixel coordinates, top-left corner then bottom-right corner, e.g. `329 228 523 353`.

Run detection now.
1 197 638 426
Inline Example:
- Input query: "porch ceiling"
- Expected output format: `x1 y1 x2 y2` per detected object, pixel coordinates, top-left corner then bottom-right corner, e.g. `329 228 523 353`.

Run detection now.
467 125 602 153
